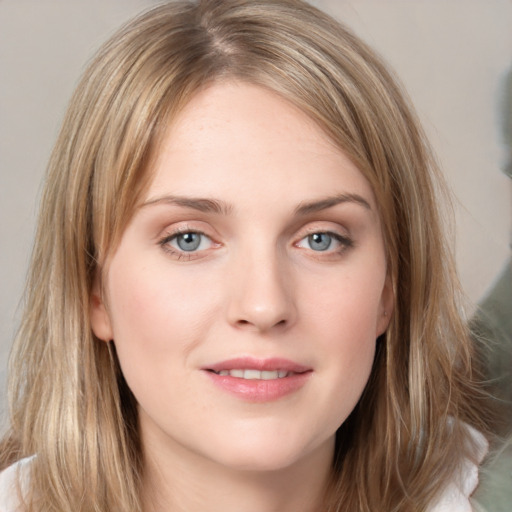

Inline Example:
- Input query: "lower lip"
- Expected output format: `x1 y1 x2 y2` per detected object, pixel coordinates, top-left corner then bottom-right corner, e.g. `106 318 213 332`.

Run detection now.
204 371 312 402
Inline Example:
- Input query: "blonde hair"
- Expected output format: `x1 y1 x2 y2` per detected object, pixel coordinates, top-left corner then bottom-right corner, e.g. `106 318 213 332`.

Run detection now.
1 0 489 510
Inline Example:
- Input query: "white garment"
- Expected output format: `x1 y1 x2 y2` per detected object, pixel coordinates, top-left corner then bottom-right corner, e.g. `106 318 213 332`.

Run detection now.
0 429 488 511
427 426 488 512
0 456 32 512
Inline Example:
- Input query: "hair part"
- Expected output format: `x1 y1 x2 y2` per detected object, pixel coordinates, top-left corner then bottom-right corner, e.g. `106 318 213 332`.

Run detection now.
1 1 490 510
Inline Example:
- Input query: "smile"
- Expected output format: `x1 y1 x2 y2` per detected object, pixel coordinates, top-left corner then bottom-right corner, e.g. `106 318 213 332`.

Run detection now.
211 369 292 379
204 357 312 402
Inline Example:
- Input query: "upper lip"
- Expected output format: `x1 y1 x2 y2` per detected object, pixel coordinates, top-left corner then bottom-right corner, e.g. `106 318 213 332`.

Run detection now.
204 357 311 373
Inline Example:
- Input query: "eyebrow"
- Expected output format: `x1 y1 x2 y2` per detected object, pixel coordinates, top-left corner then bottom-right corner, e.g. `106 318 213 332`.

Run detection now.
294 193 372 215
141 192 371 216
141 195 233 215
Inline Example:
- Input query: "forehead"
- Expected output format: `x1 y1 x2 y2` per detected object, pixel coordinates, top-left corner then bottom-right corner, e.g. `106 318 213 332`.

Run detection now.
145 80 378 212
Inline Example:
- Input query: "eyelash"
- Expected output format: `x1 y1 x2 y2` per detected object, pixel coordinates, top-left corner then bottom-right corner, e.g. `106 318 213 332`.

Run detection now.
158 228 354 260
295 230 354 255
158 228 216 261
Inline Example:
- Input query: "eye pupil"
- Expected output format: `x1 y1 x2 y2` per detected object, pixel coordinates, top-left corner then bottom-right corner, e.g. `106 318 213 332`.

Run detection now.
309 233 331 251
177 233 201 251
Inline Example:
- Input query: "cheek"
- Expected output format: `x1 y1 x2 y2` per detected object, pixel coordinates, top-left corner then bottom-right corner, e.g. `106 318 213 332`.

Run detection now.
104 257 223 415
314 286 377 386
300 268 384 420
107 257 220 346
306 267 386 343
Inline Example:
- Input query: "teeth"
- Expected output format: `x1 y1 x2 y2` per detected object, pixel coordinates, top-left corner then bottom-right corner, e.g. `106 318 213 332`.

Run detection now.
215 369 290 380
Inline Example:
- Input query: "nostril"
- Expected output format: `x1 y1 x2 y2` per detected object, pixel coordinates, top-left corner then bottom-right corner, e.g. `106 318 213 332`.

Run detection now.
234 317 288 331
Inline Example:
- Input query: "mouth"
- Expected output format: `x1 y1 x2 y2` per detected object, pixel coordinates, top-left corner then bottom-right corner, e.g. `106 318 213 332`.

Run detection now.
203 357 312 402
208 369 295 380
205 357 311 378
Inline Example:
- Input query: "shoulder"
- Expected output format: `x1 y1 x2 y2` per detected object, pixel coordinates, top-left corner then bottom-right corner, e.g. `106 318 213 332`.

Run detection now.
427 426 488 512
0 457 33 512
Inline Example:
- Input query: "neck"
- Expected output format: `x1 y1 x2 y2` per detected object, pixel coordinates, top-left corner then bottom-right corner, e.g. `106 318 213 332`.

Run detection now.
141 434 334 512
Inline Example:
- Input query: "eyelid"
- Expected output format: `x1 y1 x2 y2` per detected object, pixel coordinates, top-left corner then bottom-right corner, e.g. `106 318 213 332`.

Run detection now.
295 221 351 241
295 231 352 248
157 224 220 260
157 220 218 244
293 224 354 256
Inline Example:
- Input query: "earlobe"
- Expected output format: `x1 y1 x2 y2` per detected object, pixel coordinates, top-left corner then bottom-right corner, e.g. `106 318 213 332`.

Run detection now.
376 275 394 336
90 278 113 342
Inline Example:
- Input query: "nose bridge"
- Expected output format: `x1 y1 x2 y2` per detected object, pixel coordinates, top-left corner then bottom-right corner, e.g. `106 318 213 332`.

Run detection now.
226 240 296 332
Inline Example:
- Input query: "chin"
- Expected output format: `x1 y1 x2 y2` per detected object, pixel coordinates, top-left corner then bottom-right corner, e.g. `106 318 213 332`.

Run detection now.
216 451 304 473
206 431 332 474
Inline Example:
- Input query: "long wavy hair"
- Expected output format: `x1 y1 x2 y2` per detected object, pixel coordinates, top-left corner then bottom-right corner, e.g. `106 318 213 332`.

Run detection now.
1 0 490 510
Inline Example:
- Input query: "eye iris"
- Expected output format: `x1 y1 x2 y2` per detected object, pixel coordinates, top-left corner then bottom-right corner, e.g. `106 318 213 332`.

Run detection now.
309 233 331 251
177 233 201 251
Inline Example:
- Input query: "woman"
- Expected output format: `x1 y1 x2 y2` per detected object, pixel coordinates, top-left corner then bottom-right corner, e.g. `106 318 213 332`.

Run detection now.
0 0 489 510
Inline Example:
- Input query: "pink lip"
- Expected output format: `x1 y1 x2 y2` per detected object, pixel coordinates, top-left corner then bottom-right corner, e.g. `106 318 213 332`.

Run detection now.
203 357 312 402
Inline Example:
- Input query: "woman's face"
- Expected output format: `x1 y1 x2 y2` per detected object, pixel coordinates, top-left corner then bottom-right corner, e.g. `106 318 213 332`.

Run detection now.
91 81 393 474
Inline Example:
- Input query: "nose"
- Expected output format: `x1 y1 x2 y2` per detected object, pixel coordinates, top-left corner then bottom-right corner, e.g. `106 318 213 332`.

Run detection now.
226 248 297 333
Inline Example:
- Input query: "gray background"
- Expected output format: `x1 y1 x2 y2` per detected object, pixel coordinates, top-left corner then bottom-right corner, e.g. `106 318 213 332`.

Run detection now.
1 0 511 419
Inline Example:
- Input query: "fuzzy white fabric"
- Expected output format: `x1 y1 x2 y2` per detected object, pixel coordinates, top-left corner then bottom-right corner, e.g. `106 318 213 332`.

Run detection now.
0 456 32 512
427 426 488 512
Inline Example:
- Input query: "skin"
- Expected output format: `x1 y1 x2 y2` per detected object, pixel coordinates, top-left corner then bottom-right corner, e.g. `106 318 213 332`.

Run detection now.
91 81 393 512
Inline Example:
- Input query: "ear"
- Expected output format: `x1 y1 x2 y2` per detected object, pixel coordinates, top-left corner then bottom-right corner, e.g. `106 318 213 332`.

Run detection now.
90 274 113 342
376 274 394 337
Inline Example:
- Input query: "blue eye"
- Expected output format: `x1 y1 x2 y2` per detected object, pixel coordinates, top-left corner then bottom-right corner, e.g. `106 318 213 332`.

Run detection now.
175 232 202 251
161 231 213 253
296 231 352 253
307 233 333 251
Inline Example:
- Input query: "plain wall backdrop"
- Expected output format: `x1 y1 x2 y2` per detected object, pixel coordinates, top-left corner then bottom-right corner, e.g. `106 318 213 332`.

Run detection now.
1 0 511 418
